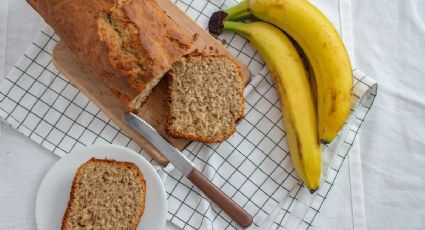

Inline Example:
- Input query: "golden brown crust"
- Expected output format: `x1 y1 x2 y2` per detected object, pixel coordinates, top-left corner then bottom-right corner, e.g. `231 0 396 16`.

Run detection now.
61 158 146 230
165 52 245 143
27 0 193 111
61 162 80 230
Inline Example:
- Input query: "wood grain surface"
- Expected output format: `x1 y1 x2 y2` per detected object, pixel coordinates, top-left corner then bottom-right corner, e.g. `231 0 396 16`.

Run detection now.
52 0 250 165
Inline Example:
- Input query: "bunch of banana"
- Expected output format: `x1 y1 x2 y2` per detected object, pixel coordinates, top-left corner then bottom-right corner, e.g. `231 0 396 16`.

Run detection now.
209 0 353 192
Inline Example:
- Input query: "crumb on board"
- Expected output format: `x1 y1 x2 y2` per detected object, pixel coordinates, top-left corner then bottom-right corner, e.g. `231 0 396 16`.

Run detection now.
193 33 199 41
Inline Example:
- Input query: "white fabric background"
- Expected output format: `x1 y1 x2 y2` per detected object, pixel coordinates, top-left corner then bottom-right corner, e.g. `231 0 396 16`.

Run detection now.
351 1 425 229
0 0 424 230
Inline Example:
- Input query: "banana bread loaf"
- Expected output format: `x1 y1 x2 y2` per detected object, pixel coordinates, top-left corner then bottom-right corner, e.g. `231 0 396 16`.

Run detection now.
27 0 193 111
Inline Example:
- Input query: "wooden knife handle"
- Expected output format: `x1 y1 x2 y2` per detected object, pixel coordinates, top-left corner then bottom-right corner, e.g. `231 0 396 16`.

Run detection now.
187 168 253 228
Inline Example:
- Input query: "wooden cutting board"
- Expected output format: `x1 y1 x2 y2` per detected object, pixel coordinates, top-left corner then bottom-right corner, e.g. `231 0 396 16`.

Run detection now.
52 0 250 166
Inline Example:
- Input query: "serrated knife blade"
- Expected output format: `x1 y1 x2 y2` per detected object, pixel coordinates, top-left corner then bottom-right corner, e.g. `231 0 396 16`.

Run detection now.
124 112 193 176
124 112 253 228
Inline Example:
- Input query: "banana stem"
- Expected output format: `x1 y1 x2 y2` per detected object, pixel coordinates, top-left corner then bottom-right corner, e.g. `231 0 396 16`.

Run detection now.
223 21 252 39
230 12 253 21
224 0 250 21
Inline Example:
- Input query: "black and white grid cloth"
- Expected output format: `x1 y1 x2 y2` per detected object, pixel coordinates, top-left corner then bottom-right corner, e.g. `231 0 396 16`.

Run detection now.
0 0 377 229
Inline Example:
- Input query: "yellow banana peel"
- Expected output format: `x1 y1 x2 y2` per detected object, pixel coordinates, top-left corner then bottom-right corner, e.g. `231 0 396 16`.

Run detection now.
224 0 353 143
224 21 321 192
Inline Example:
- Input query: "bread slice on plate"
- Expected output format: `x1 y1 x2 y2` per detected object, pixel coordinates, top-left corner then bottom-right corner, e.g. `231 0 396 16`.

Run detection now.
166 53 245 143
61 158 146 230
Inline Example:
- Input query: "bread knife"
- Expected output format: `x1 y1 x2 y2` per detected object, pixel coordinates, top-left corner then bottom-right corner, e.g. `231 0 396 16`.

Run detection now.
124 112 253 228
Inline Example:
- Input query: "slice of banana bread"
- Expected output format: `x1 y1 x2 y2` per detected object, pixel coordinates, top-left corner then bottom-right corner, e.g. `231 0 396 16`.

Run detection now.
61 158 146 230
166 53 244 143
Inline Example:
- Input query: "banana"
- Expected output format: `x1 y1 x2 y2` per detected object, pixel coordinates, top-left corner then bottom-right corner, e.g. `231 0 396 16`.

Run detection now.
223 21 321 192
223 0 353 143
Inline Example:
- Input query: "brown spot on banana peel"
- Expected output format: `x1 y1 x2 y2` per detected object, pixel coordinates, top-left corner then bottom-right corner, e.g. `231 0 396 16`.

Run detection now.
266 0 286 10
330 90 337 113
321 139 330 145
294 129 303 161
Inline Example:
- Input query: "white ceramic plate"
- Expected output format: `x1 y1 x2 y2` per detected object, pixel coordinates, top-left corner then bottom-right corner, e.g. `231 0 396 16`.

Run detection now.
36 144 167 230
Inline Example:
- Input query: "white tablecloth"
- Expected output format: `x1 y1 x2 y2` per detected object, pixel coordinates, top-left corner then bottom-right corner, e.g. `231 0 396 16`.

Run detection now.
1 0 424 229
350 1 425 229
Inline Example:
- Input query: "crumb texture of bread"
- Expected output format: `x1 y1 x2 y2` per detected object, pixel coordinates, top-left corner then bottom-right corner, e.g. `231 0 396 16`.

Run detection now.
26 0 193 111
167 54 244 143
62 158 146 230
